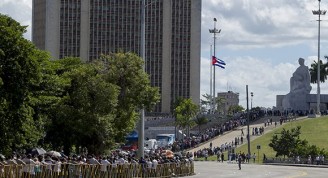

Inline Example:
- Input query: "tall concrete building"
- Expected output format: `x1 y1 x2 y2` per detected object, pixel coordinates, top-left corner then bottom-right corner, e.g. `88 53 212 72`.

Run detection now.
32 0 201 114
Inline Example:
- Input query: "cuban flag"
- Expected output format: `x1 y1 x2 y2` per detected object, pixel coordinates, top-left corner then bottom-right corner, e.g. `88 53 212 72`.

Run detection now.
212 56 226 69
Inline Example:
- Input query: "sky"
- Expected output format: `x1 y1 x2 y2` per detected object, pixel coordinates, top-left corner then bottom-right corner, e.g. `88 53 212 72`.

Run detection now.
1 0 328 109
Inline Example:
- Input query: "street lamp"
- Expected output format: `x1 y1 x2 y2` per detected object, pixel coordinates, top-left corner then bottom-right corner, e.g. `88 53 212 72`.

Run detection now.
312 0 326 115
209 18 221 114
251 92 254 109
246 85 251 158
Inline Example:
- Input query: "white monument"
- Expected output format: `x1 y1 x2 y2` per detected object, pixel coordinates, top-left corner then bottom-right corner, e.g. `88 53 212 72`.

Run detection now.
282 58 312 111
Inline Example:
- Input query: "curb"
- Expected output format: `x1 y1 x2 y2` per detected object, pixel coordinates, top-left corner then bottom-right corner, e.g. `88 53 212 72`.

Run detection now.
263 163 328 168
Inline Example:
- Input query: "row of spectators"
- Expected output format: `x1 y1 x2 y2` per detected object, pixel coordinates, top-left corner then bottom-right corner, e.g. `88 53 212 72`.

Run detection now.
0 149 194 175
171 111 265 153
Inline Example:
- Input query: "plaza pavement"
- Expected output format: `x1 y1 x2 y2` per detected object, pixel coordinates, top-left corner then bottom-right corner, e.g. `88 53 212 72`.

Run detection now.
189 161 328 178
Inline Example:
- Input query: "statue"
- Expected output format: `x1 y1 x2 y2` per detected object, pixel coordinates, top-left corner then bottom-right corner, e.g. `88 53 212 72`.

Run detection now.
289 58 312 94
282 58 312 111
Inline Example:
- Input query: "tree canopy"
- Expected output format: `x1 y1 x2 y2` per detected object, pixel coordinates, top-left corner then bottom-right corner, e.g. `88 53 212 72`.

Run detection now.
194 115 208 134
269 126 305 158
309 59 328 84
174 98 198 137
200 94 226 114
0 14 49 154
99 53 160 141
0 13 160 155
228 105 244 115
269 126 327 158
44 53 160 154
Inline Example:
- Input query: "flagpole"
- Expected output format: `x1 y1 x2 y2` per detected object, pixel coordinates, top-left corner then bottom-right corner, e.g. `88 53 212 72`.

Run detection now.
209 18 221 114
213 19 216 114
210 45 213 114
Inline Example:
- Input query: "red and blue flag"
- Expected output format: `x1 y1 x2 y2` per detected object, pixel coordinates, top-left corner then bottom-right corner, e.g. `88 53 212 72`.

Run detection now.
212 56 226 69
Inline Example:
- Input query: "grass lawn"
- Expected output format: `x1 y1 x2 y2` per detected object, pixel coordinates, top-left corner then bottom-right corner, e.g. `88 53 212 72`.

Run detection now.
195 116 328 163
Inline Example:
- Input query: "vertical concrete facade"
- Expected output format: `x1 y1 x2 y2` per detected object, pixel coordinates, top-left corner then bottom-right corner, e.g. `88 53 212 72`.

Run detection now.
32 0 201 114
45 0 60 59
161 1 172 113
80 0 90 62
32 0 46 51
190 0 201 107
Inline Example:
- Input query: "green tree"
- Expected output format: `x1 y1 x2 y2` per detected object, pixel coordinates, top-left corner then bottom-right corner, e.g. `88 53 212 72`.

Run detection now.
45 60 119 154
99 53 160 142
0 14 159 155
228 105 244 115
216 96 226 114
309 59 328 84
269 126 307 158
174 98 198 137
200 94 211 113
200 94 226 114
306 145 328 160
29 57 77 149
194 115 208 134
0 14 47 154
45 53 159 154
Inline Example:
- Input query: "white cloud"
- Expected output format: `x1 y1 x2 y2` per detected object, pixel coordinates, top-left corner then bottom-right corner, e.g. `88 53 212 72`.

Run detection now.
200 0 328 109
2 0 328 109
201 0 328 51
0 0 32 40
201 56 306 108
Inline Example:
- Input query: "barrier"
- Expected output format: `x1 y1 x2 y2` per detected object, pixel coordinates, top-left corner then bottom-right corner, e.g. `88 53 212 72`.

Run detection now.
0 161 194 178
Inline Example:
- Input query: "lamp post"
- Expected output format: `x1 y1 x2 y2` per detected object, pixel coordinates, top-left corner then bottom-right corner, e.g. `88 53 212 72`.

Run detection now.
312 0 326 115
251 92 254 109
246 85 251 157
209 18 221 114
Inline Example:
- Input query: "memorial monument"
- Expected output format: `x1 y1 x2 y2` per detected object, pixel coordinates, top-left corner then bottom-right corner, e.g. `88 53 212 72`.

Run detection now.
282 58 312 111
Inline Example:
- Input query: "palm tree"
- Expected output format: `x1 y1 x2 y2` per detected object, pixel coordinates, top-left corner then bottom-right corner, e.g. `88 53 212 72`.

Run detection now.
201 94 211 107
216 96 226 114
309 58 328 84
194 115 208 135
228 105 244 115
174 98 198 137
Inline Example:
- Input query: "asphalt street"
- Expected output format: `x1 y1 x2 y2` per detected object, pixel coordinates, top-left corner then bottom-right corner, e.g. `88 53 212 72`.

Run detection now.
189 161 328 178
186 116 327 178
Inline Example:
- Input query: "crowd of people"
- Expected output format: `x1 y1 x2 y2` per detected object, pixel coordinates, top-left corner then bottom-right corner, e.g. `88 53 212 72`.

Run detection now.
0 148 194 177
0 111 269 176
171 112 262 152
188 111 268 159
3 110 320 176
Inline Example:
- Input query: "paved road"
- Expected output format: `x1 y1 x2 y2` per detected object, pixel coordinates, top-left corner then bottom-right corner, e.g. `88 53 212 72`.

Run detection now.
189 161 328 178
188 116 305 154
